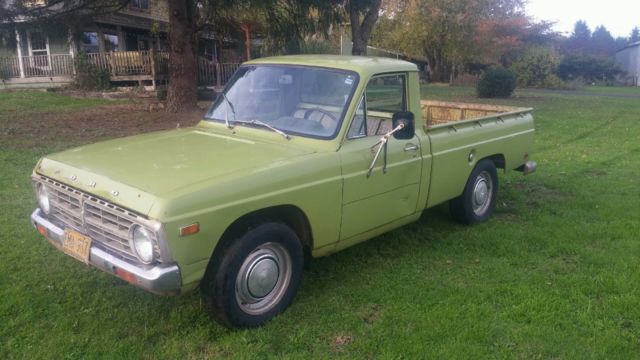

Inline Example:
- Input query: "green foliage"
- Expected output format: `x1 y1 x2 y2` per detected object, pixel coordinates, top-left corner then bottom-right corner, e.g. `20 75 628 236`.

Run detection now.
630 27 640 43
73 52 111 91
563 21 618 58
557 55 623 83
476 67 517 98
591 25 616 57
370 0 549 82
203 0 342 56
299 39 337 54
511 46 562 88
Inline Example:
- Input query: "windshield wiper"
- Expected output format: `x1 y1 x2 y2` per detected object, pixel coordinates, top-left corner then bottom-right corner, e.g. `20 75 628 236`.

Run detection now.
220 92 236 129
235 119 291 140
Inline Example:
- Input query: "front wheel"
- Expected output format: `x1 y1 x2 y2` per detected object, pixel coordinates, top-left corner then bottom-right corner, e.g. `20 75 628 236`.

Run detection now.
201 222 303 328
450 159 498 225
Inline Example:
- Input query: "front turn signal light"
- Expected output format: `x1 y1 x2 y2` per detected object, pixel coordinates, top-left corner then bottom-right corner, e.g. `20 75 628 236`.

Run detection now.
179 223 200 237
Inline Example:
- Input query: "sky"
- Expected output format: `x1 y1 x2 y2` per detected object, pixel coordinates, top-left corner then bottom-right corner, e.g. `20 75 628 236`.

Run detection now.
525 0 640 38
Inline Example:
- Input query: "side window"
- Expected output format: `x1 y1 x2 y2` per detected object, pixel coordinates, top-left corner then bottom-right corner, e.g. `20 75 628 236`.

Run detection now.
365 74 406 114
347 73 406 138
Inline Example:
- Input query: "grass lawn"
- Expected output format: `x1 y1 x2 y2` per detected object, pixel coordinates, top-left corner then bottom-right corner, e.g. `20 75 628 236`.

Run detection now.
1 87 639 358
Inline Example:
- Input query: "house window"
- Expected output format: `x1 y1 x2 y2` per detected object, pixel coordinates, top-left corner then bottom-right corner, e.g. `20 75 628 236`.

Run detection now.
29 32 48 56
80 32 99 53
103 33 119 52
130 0 149 10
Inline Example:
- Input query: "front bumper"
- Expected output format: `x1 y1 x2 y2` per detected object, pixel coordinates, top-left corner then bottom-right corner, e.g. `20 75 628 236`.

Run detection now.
30 208 181 295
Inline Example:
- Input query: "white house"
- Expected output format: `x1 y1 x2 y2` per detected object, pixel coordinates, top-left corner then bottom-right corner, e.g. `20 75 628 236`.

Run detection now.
616 41 640 86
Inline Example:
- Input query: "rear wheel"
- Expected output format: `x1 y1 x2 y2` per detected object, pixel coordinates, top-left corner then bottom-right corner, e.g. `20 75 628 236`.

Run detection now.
201 222 303 328
450 159 498 225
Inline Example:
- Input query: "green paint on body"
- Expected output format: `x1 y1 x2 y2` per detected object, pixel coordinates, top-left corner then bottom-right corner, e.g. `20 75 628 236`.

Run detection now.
32 55 535 290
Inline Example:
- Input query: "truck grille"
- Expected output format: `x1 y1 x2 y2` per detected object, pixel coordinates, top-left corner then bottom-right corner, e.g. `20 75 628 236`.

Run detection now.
35 175 159 264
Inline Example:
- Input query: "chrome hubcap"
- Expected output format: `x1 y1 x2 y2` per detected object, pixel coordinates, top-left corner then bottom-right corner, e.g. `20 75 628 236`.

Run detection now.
247 256 279 298
472 171 493 215
236 242 292 315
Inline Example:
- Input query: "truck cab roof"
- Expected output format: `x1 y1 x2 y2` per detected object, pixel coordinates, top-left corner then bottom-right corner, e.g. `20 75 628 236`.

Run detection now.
245 55 418 77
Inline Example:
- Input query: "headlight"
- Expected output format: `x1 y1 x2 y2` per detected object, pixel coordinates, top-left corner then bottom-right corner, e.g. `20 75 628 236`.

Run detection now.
37 183 51 215
131 225 155 264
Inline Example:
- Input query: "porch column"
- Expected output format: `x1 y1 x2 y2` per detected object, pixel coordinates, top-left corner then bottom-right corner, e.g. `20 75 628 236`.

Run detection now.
67 27 76 57
15 29 25 78
68 27 77 76
116 25 125 51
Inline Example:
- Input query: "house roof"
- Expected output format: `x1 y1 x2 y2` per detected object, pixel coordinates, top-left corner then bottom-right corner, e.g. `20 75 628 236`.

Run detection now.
617 41 640 53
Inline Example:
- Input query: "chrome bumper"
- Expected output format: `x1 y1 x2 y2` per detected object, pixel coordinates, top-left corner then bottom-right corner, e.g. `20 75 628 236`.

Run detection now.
30 208 181 295
516 160 537 175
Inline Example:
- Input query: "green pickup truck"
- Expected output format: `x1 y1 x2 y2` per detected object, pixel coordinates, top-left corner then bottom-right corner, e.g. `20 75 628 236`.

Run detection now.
30 55 536 328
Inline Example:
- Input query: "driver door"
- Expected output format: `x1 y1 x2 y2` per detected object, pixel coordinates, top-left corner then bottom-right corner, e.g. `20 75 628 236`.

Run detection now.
339 73 423 240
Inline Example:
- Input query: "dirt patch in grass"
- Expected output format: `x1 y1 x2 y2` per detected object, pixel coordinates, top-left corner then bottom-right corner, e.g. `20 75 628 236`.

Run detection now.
512 182 571 202
331 334 354 352
1 103 204 150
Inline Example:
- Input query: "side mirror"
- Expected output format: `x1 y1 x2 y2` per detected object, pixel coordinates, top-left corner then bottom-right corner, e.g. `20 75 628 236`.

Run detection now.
392 111 415 140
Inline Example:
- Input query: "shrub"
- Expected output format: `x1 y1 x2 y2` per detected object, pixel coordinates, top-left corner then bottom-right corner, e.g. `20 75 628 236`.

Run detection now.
511 46 562 88
73 52 111 91
476 68 517 98
557 55 623 83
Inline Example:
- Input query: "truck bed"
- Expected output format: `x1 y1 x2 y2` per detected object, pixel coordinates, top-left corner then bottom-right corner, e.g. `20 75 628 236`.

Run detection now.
420 100 531 127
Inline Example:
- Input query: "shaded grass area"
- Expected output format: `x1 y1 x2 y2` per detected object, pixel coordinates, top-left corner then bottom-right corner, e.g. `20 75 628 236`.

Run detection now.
0 91 117 114
1 88 640 358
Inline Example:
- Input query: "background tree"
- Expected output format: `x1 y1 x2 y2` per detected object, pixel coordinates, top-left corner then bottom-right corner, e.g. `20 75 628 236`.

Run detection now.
615 36 629 51
591 25 615 57
203 0 268 61
166 0 198 112
630 27 640 43
371 0 531 82
511 46 561 87
557 55 622 83
0 0 130 21
347 0 382 55
474 15 555 67
564 20 592 55
263 0 341 54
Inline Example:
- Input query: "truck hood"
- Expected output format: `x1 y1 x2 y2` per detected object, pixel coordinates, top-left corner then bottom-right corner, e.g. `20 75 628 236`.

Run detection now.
37 128 315 215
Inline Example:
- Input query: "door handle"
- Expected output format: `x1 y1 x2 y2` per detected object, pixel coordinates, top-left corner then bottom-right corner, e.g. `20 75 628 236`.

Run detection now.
404 143 419 152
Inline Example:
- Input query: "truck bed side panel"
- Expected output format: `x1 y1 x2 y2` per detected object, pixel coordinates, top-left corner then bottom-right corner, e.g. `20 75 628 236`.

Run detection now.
426 112 534 208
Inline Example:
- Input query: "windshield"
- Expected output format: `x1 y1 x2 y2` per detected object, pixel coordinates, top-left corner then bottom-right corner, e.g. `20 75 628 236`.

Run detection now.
205 65 359 139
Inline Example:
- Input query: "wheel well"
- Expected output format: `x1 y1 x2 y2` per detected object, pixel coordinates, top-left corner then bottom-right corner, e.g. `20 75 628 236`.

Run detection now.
214 205 313 259
484 154 506 171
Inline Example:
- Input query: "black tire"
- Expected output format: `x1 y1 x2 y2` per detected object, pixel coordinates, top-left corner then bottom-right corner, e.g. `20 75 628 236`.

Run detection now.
450 159 498 225
201 222 303 328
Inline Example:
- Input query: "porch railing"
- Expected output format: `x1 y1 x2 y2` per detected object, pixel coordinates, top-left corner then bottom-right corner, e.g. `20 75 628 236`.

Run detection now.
198 58 240 87
1 51 240 87
0 54 74 78
0 56 21 78
86 51 156 76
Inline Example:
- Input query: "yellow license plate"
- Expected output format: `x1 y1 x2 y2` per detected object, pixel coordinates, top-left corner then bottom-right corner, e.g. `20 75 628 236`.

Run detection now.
63 229 92 263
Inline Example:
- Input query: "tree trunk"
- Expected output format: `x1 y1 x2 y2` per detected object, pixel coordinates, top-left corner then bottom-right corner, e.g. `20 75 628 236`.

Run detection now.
426 56 448 83
241 24 252 61
349 0 382 56
166 0 198 113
